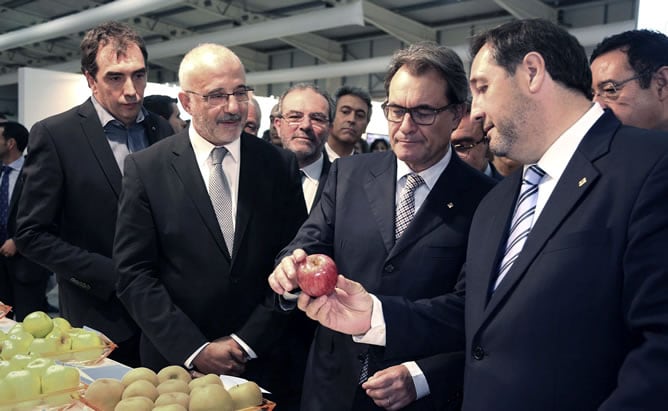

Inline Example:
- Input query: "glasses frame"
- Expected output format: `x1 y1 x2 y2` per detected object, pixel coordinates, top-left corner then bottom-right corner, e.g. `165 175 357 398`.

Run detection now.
381 102 456 126
278 112 330 129
594 75 642 101
452 136 489 153
184 86 254 106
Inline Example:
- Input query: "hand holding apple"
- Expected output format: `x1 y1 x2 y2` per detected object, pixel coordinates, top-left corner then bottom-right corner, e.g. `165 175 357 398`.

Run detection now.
296 254 339 297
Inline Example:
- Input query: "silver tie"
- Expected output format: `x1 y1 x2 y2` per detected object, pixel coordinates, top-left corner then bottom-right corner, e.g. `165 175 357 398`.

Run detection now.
394 173 425 240
209 147 235 255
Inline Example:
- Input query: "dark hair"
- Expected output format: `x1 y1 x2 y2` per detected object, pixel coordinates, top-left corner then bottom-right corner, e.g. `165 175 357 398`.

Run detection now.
370 138 390 151
385 41 468 106
590 29 668 89
143 95 177 121
278 83 335 124
80 21 148 79
0 121 29 151
471 19 592 99
335 85 372 120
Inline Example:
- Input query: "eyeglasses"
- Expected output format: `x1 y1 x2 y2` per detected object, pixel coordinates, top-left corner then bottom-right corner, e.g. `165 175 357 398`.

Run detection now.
382 102 456 126
452 137 489 153
185 86 254 107
279 112 330 128
593 75 641 101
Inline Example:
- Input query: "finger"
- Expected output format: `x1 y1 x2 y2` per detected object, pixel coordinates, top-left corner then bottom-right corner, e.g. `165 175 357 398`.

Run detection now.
292 248 307 263
268 271 285 295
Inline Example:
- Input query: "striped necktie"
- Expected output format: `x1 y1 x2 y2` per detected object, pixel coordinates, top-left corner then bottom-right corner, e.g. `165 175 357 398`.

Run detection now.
209 147 235 255
493 165 546 291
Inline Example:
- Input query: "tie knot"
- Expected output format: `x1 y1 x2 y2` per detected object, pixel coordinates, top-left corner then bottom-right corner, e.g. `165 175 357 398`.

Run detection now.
523 165 545 186
1 166 10 175
210 147 228 165
404 173 424 192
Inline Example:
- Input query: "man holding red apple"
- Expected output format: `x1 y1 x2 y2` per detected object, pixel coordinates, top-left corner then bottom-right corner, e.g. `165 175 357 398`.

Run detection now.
270 42 495 411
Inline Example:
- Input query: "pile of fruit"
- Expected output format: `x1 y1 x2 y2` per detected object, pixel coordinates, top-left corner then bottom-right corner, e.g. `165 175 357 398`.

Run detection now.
84 365 265 411
0 311 89 408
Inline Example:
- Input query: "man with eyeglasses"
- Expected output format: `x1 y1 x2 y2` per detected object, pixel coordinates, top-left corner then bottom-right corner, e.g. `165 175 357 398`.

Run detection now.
590 29 668 131
275 83 333 213
451 101 503 180
270 42 495 411
114 43 307 407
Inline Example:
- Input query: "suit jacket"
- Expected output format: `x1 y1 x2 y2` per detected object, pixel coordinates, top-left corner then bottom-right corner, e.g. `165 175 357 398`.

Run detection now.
277 151 495 410
488 161 504 181
312 152 331 209
114 131 307 398
14 98 172 342
381 111 668 410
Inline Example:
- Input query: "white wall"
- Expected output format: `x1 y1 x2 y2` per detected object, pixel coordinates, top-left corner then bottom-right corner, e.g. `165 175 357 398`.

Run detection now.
637 0 668 33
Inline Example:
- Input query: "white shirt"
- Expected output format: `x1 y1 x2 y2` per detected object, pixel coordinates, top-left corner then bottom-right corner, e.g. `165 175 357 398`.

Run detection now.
185 127 257 367
325 142 354 162
301 153 324 213
356 104 605 399
3 156 24 203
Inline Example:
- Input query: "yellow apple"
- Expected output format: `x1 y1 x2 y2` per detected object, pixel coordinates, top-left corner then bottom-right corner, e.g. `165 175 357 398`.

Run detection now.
84 378 124 411
120 366 159 387
228 381 263 409
157 365 192 384
113 396 153 411
188 373 222 390
154 391 190 408
153 404 187 411
189 383 234 411
121 379 159 402
22 311 54 338
157 378 190 395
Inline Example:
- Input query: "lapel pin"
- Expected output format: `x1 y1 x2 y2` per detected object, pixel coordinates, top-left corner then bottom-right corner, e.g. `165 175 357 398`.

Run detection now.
578 177 587 187
447 202 454 209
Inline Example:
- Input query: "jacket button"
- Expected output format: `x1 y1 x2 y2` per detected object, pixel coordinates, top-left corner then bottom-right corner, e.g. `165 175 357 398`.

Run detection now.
472 346 485 360
384 264 394 273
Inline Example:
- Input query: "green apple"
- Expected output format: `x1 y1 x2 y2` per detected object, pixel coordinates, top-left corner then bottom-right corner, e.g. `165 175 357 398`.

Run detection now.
228 381 263 409
28 337 57 356
83 378 124 411
1 331 33 359
25 357 56 378
52 317 71 332
0 330 7 343
45 326 72 353
114 397 153 411
121 379 159 402
7 353 35 370
154 391 190 408
189 383 234 411
41 364 81 406
7 323 25 335
120 366 159 387
22 311 54 338
0 360 14 378
70 330 104 362
0 378 14 403
4 369 40 401
157 365 192 384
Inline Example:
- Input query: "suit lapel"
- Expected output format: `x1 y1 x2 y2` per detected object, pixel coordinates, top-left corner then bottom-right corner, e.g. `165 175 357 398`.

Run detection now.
364 153 397 253
170 131 229 258
233 134 260 265
78 99 123 197
313 154 331 206
481 112 616 324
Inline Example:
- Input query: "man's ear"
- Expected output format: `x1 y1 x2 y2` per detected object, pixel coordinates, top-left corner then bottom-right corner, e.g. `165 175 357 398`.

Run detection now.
654 66 668 101
84 71 96 89
178 92 192 115
522 52 546 93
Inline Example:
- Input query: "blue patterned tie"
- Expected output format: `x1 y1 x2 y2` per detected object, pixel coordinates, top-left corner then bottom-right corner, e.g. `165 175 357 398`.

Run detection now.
493 165 546 291
209 147 235 255
395 173 424 240
0 166 11 244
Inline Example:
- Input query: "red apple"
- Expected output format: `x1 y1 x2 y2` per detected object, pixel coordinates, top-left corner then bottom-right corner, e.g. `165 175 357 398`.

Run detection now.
296 254 338 297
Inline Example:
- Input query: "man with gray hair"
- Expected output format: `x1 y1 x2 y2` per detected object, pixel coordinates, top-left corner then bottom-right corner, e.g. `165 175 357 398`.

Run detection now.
271 42 495 410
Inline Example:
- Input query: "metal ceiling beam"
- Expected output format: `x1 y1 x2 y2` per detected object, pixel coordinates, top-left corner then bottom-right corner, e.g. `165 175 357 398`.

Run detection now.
493 0 558 21
0 0 183 51
280 33 343 63
362 0 436 44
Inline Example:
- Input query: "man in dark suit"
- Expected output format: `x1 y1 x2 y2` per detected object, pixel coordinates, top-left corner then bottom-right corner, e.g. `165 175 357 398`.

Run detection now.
270 42 495 411
0 121 51 321
451 101 503 180
280 19 668 410
113 43 307 407
275 83 333 212
14 22 173 366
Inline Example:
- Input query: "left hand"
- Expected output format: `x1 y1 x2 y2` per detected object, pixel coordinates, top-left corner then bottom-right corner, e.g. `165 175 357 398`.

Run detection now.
0 239 17 257
362 364 417 410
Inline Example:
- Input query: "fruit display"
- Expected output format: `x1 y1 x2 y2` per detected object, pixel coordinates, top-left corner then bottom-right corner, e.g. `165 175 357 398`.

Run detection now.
0 311 116 366
81 365 273 411
296 253 339 297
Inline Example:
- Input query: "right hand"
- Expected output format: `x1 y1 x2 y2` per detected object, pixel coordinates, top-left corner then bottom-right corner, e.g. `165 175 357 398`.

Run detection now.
268 248 307 296
297 275 374 336
192 336 247 376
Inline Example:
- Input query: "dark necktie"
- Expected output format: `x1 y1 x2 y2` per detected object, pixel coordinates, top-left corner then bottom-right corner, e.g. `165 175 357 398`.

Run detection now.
493 165 546 291
0 166 11 244
395 173 425 240
208 147 235 255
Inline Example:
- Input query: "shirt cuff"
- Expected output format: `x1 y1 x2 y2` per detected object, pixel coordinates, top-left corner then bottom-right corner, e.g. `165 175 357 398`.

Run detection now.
185 342 210 369
231 333 257 359
402 361 430 399
352 294 386 346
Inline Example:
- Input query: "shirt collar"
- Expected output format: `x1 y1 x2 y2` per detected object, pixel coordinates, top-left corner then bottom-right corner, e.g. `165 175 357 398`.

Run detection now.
189 123 242 167
91 95 146 127
395 147 452 190
533 103 605 182
4 156 24 172
301 153 324 181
